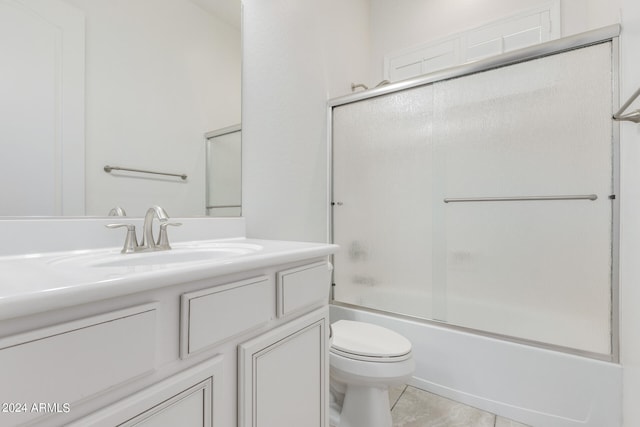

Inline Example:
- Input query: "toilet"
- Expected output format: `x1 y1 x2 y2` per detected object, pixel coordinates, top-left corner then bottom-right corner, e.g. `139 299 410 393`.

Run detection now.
329 320 415 427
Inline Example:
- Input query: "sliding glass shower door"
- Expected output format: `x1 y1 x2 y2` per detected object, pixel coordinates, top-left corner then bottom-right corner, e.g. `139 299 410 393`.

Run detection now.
332 85 435 319
331 41 615 356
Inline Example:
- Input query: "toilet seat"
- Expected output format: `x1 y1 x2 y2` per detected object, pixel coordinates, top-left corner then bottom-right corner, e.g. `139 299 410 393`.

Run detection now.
330 320 412 362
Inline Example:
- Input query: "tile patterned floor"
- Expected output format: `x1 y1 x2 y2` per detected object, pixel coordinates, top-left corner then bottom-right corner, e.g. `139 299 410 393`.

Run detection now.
389 385 530 427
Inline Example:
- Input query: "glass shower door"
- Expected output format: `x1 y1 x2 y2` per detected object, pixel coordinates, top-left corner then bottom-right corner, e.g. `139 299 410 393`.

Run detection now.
431 43 613 354
332 85 436 319
331 41 614 356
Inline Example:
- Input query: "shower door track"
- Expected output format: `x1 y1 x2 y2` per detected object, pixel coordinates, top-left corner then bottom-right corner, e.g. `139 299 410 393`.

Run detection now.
327 24 621 363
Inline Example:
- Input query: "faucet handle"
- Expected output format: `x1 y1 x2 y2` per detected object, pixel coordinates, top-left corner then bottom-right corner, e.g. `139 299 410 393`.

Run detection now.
106 223 139 254
156 222 182 250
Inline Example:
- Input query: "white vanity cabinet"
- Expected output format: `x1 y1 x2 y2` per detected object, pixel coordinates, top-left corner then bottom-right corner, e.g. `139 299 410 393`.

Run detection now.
0 254 333 427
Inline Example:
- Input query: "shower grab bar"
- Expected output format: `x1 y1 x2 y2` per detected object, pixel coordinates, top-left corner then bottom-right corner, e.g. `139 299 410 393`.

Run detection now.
104 165 187 180
206 205 241 209
613 86 640 123
443 194 598 203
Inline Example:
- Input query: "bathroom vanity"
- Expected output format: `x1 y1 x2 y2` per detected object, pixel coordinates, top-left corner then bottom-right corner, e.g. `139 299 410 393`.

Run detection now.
0 219 337 427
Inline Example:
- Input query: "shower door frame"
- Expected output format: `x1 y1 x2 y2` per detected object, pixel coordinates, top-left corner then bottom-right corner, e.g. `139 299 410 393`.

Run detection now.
327 25 621 362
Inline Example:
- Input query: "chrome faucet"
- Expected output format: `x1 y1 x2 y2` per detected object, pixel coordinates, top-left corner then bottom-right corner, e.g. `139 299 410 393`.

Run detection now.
106 205 181 253
141 205 181 250
140 206 169 250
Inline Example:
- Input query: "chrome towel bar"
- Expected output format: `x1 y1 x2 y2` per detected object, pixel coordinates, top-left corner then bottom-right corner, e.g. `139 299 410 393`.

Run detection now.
104 165 187 180
443 194 598 203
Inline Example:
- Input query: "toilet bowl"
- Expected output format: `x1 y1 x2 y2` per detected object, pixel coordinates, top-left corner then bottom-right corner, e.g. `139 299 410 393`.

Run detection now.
329 320 415 427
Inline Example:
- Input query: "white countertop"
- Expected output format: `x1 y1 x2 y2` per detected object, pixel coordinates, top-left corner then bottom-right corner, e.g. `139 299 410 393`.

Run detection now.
0 237 338 321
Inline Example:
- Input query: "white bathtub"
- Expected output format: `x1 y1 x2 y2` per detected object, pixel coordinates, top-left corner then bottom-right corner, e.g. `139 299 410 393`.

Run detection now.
330 303 622 427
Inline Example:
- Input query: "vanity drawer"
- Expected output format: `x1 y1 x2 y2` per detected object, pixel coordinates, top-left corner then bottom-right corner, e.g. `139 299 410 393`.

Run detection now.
276 261 331 317
181 276 274 357
0 304 157 426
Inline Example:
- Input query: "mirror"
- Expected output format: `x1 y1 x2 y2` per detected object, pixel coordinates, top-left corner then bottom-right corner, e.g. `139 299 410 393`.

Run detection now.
0 0 241 217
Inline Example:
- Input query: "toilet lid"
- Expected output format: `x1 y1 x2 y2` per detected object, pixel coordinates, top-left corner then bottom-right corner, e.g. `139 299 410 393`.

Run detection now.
330 320 412 358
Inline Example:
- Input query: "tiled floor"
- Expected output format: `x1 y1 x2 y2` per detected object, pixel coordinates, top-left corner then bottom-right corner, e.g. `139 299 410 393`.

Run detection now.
389 385 530 427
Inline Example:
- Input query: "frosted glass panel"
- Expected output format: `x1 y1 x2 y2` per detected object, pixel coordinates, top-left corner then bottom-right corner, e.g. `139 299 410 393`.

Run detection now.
433 44 612 197
332 85 434 318
441 202 611 352
332 42 614 355
432 43 613 354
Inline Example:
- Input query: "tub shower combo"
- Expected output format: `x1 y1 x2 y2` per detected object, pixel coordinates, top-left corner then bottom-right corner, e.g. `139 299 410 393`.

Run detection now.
329 26 627 427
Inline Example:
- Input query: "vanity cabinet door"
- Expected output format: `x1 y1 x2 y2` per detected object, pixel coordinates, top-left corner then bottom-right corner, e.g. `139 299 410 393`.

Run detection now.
70 356 223 427
238 307 328 427
120 381 208 427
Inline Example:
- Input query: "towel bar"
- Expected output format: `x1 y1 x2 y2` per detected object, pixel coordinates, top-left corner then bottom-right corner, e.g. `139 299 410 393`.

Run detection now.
104 165 187 180
443 194 598 203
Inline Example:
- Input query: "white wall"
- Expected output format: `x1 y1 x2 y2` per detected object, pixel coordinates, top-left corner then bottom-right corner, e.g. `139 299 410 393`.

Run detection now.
63 0 240 217
322 0 371 97
618 0 640 425
243 0 344 242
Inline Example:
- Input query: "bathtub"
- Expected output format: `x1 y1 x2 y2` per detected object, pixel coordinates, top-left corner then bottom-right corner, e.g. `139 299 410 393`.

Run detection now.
330 303 621 427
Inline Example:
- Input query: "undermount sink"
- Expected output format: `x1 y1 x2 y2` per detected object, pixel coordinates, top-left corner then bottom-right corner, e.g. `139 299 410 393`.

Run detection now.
48 242 263 268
